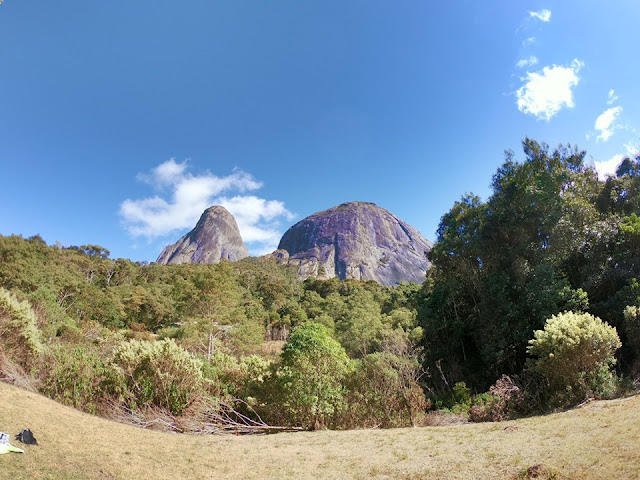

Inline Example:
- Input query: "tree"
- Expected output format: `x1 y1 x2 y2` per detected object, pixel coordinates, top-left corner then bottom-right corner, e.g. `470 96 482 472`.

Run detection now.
277 322 350 429
420 139 600 388
190 263 251 358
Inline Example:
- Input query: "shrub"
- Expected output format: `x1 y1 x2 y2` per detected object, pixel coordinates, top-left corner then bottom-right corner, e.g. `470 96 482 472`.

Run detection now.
344 352 428 428
105 339 204 414
277 322 350 429
0 287 46 368
527 311 621 406
38 345 105 414
468 376 525 422
201 351 273 399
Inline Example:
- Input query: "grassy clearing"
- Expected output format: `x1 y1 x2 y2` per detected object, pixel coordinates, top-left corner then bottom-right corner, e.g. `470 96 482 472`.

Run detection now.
1 382 638 479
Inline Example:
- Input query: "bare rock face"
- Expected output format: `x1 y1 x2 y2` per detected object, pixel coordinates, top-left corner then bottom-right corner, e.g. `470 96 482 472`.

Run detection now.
275 202 432 286
156 206 249 265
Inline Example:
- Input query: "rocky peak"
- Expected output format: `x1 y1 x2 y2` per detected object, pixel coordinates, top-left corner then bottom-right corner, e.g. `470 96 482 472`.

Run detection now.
275 201 432 286
156 206 249 265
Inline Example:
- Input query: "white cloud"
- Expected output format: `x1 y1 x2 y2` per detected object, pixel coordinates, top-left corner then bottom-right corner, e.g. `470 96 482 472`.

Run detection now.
607 89 619 105
516 59 583 121
594 154 624 180
516 56 539 68
522 36 536 46
219 195 295 245
529 9 552 22
119 160 294 256
139 158 188 187
594 106 623 142
593 144 639 180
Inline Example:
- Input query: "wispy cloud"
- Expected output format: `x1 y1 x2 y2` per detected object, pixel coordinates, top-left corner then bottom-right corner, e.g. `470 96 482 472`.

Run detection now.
529 9 552 22
522 36 536 46
516 56 539 69
594 106 623 142
607 89 619 105
516 59 583 121
119 159 294 256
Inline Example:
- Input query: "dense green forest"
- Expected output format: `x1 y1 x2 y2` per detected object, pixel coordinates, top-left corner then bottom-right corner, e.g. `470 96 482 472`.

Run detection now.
1 139 639 431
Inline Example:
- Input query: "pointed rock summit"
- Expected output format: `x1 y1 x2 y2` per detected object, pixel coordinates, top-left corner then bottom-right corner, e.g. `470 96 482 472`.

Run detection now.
156 206 249 265
275 202 433 286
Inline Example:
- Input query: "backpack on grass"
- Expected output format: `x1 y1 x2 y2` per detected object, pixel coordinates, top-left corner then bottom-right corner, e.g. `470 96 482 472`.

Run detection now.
16 429 38 446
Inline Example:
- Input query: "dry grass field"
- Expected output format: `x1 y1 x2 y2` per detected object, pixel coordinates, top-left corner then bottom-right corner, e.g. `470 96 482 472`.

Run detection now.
1 381 638 479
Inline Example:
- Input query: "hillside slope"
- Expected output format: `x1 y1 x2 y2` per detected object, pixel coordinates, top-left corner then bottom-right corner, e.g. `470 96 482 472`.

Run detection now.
1 382 638 479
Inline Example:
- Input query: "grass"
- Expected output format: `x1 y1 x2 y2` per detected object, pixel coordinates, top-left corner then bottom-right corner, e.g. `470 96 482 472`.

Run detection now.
1 382 639 479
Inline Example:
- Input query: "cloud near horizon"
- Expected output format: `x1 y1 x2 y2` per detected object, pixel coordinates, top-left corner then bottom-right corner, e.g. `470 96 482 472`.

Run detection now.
119 159 295 256
516 59 583 121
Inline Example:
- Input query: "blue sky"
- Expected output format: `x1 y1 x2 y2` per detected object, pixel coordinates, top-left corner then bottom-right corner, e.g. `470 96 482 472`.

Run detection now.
1 1 639 261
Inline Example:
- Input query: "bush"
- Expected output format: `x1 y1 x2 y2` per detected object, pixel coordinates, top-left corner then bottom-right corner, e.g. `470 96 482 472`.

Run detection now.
0 287 46 368
105 339 204 414
468 375 525 422
277 322 350 429
527 311 621 407
343 352 428 428
432 381 473 416
38 345 105 414
201 351 272 399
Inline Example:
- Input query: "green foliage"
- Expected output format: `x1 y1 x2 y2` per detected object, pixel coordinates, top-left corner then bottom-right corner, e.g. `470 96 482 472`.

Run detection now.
421 139 613 389
623 305 640 374
227 315 265 354
8 146 640 432
105 339 204 414
335 290 384 357
0 287 46 366
0 234 431 429
527 311 621 406
278 322 351 429
38 345 105 414
344 351 428 428
452 381 472 409
205 352 273 402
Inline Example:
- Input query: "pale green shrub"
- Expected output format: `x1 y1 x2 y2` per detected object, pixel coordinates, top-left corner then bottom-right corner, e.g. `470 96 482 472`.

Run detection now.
106 339 204 414
0 287 46 366
527 311 621 406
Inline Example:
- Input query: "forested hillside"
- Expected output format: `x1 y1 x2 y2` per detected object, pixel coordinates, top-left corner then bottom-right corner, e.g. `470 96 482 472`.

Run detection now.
421 139 640 391
1 139 639 431
0 231 427 429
